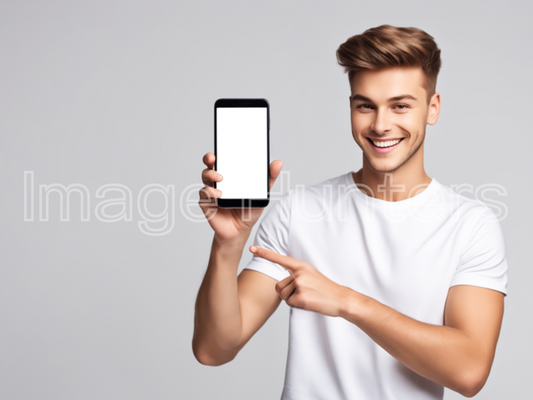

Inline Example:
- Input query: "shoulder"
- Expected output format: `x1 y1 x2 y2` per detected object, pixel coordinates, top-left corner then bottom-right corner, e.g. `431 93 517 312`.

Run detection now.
263 173 349 223
291 172 350 200
434 182 506 253
436 182 501 224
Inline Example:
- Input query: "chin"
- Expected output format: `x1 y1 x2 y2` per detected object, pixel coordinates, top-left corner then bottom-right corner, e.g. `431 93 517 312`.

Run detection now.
371 164 401 173
366 157 403 173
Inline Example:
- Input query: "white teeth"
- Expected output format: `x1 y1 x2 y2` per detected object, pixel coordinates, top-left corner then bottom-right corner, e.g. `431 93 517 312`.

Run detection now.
371 139 401 148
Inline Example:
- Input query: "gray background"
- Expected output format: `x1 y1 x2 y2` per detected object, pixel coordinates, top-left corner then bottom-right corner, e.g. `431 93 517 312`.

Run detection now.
1 0 531 399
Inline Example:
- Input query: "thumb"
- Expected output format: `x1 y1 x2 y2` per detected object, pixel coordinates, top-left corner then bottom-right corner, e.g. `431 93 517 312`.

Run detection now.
269 160 283 190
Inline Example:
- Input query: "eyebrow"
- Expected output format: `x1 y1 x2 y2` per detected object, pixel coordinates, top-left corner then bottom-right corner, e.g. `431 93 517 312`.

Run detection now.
351 94 418 102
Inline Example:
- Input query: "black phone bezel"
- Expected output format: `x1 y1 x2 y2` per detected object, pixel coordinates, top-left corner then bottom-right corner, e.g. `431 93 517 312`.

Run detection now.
214 98 270 209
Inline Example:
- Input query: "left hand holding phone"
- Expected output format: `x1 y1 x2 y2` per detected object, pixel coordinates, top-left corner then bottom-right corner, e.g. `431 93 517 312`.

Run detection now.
198 152 283 242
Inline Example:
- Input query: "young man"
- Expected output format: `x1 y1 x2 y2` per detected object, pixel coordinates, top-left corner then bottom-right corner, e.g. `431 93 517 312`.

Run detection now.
193 25 508 399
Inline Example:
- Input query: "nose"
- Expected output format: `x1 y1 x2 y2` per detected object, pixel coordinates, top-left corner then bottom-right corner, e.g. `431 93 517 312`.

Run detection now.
370 108 392 135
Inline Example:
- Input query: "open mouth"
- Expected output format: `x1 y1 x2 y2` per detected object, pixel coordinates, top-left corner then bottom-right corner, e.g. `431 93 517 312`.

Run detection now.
367 138 404 148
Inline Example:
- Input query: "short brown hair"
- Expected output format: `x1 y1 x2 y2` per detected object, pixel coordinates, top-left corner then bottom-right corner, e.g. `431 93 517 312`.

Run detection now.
336 25 442 100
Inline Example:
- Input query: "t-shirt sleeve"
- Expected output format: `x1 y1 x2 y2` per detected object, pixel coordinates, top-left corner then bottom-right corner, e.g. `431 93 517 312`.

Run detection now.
243 191 292 281
450 204 509 296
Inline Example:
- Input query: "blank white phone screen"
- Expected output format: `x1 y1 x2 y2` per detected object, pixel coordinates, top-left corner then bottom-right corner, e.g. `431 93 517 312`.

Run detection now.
216 107 268 199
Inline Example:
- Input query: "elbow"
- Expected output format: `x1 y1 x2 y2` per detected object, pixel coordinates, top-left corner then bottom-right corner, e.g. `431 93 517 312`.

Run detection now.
192 338 236 367
457 382 483 398
193 348 232 367
454 368 489 398
193 352 225 367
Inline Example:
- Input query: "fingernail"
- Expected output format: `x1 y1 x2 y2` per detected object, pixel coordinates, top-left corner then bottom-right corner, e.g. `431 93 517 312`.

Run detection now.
250 246 257 253
216 174 222 180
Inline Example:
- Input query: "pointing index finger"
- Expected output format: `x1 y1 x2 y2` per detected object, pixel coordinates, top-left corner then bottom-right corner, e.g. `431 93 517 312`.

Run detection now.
250 246 300 273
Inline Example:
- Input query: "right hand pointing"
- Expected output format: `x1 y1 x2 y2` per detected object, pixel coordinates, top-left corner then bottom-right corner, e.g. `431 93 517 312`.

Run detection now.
198 152 283 241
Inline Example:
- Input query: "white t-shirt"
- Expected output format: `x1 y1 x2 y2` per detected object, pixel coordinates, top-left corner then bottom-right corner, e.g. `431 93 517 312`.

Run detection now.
244 171 508 400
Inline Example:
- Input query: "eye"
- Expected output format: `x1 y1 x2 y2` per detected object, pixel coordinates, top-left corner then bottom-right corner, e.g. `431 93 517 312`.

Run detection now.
395 104 409 110
356 104 374 110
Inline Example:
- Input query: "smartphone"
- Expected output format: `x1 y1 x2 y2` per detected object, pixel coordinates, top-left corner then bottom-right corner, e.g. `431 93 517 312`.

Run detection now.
214 98 270 208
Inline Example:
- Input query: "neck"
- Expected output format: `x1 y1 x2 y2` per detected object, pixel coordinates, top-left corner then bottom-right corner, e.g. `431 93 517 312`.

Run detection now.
352 143 431 202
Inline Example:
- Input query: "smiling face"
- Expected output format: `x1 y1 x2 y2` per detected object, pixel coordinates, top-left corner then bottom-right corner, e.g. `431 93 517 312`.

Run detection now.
350 67 440 173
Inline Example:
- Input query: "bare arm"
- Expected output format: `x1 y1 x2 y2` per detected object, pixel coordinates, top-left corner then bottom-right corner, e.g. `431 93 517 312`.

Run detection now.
192 152 283 366
192 236 281 365
250 246 505 397
342 285 504 397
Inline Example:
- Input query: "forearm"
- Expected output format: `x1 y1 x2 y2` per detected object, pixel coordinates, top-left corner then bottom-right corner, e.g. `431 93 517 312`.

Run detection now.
193 233 250 365
340 289 488 396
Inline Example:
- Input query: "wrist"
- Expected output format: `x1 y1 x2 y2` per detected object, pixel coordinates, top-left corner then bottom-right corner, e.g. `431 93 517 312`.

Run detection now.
211 232 250 261
213 231 251 249
338 287 369 324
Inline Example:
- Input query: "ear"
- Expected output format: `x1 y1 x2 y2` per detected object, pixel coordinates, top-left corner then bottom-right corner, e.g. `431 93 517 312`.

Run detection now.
427 92 441 125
